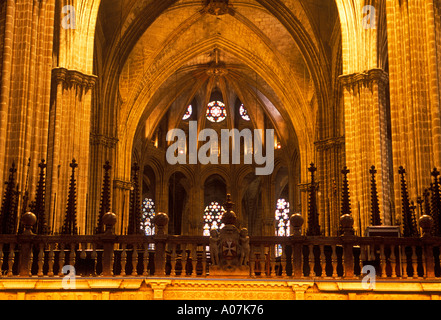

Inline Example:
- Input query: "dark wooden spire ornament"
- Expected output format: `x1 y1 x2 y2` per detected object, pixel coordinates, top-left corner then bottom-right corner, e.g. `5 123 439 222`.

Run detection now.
96 161 112 234
341 167 351 216
222 194 237 225
423 188 435 235
399 167 418 237
424 189 432 217
20 158 32 222
410 201 419 237
0 162 19 234
128 162 142 235
431 168 441 236
306 163 321 236
34 159 48 234
61 159 78 235
369 166 382 226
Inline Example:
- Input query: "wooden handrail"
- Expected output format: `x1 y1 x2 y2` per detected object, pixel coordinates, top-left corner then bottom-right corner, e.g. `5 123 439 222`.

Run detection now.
1 232 441 279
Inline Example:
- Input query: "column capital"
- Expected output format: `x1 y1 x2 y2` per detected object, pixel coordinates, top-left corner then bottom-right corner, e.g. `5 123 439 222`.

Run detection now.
314 135 345 151
90 133 119 149
52 67 98 89
113 179 132 191
339 68 389 88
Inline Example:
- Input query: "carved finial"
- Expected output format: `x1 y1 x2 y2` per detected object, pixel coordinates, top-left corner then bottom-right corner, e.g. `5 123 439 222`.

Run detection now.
70 158 78 169
341 166 352 217
224 194 234 213
399 166 418 237
308 162 317 177
132 162 140 173
62 159 78 235
431 168 441 236
97 161 112 234
0 162 19 234
34 159 48 234
370 165 382 226
9 161 17 175
307 163 320 236
222 194 237 226
432 168 440 179
128 162 142 234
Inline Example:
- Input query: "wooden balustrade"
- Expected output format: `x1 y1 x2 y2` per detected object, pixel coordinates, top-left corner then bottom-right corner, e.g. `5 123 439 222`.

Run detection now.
1 230 441 280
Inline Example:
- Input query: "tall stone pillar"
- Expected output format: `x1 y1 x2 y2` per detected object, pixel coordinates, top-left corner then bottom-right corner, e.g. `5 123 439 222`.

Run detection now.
88 134 118 234
339 69 393 235
315 136 345 236
0 0 55 217
386 0 441 222
46 68 97 234
112 179 131 235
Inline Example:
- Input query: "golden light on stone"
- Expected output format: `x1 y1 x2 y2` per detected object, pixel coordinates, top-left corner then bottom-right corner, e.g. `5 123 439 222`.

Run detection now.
1 0 441 302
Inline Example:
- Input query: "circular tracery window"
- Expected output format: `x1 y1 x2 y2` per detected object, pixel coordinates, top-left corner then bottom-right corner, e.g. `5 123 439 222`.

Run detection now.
206 101 227 123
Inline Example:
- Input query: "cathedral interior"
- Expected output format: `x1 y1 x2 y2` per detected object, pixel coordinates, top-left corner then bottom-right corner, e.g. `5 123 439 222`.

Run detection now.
0 0 441 301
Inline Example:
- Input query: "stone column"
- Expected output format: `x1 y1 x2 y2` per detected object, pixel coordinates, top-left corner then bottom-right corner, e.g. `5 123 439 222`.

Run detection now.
112 179 132 235
315 136 345 236
339 69 393 234
88 134 118 234
386 0 441 221
0 0 55 213
46 68 97 234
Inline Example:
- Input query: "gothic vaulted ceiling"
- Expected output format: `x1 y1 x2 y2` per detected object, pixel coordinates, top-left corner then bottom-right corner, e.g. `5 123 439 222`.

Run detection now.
94 0 341 168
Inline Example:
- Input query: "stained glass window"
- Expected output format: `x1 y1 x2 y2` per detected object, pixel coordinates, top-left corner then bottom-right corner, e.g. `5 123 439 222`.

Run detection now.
203 201 226 236
275 198 290 257
206 101 227 123
141 198 156 236
182 105 193 121
239 104 251 121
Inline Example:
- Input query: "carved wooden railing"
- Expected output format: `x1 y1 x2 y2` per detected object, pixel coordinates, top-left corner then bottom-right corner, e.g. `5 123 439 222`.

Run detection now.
1 212 441 280
2 233 441 279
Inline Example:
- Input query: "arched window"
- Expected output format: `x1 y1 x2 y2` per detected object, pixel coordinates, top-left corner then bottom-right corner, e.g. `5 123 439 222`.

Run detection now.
206 101 227 123
239 104 250 121
203 201 226 236
141 198 156 236
182 105 193 120
275 198 290 257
